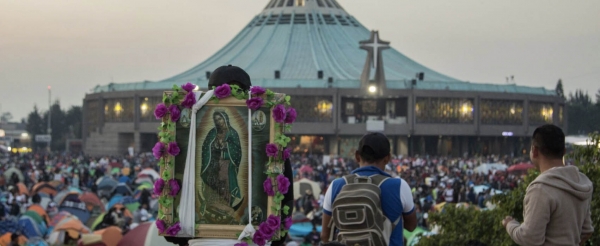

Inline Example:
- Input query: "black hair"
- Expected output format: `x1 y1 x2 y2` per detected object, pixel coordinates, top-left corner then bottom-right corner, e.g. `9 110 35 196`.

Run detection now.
358 146 381 163
32 193 41 204
532 124 565 159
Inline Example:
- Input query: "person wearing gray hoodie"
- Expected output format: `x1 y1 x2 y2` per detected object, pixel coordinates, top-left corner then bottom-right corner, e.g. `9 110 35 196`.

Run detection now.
502 124 594 245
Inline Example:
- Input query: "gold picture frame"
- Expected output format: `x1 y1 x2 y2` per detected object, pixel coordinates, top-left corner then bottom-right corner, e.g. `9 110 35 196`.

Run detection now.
159 91 284 239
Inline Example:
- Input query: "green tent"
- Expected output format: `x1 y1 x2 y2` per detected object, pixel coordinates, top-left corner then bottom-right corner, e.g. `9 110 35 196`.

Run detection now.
91 213 105 230
136 182 153 191
22 211 44 225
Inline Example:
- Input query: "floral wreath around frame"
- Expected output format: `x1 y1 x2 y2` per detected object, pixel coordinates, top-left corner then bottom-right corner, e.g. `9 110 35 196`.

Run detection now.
153 82 295 246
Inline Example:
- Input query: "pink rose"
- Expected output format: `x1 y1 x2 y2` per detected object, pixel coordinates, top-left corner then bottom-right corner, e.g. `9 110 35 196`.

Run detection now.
250 86 266 95
276 174 290 194
258 222 275 238
165 222 181 236
266 214 281 231
266 143 278 157
154 103 168 119
272 104 286 123
167 142 180 156
263 178 275 196
284 107 297 124
282 148 291 160
152 142 165 160
181 82 196 92
246 97 264 110
156 219 166 233
284 217 293 230
168 179 180 196
252 230 267 246
181 92 196 108
214 84 232 99
153 178 165 195
169 104 181 122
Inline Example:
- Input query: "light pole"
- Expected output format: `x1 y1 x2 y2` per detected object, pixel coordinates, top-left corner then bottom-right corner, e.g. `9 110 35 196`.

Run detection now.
47 85 52 151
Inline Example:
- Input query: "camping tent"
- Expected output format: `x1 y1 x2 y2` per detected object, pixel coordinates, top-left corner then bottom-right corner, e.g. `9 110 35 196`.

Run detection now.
293 178 321 200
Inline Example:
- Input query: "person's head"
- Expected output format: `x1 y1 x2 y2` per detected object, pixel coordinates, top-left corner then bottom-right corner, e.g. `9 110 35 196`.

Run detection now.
530 124 565 168
355 132 391 169
208 65 252 91
32 193 41 204
213 111 228 130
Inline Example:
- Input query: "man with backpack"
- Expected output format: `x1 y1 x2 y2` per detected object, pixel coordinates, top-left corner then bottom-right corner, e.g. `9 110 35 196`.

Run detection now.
321 132 417 246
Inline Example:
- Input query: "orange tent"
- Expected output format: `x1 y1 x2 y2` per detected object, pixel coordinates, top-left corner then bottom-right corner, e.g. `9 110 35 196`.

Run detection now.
0 232 28 245
55 217 91 239
94 226 122 246
28 204 51 225
110 204 132 218
49 180 64 188
80 192 105 212
17 182 29 196
31 181 58 196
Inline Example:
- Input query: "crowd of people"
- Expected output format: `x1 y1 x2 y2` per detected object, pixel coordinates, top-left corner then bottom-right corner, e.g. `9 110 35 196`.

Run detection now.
0 148 553 245
0 151 161 246
287 152 534 238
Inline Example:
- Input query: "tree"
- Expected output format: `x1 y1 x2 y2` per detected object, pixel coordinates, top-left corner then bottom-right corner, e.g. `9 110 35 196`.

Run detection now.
65 106 82 139
567 89 599 135
416 133 600 246
555 79 565 100
0 112 12 123
26 102 82 152
569 90 592 107
26 105 46 151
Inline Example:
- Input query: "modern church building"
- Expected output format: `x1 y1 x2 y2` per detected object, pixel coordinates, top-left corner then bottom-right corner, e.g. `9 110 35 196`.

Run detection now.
83 0 564 157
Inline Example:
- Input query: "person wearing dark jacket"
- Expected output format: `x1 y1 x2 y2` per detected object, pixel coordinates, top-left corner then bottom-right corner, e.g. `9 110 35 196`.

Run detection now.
165 65 294 246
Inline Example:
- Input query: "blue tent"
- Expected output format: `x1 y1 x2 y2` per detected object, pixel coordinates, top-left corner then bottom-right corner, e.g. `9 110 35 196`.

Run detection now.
288 222 322 237
59 201 91 223
118 176 131 184
18 216 45 239
97 177 118 190
0 219 19 235
106 194 124 211
111 184 133 196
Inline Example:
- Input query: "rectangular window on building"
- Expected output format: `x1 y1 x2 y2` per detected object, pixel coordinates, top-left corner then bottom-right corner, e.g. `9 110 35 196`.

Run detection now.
85 99 100 136
480 99 524 125
341 98 408 124
104 98 134 122
529 102 553 125
559 105 564 126
293 96 333 122
140 97 164 122
415 97 474 124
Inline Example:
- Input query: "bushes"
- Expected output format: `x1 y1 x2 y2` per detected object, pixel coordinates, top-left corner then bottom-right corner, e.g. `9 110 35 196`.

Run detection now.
417 133 599 246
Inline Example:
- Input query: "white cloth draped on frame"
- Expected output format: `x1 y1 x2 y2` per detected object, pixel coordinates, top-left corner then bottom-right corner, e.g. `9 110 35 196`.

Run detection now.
177 89 257 242
178 90 214 236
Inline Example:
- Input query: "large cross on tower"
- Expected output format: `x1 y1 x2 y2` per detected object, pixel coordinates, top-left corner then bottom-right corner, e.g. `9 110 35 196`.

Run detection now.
360 30 390 93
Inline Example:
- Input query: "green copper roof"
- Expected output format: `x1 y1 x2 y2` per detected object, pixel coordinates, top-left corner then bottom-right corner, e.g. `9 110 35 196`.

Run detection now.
92 0 555 96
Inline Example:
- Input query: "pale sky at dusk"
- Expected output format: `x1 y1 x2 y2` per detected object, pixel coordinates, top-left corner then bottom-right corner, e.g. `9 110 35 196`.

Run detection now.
1 0 599 121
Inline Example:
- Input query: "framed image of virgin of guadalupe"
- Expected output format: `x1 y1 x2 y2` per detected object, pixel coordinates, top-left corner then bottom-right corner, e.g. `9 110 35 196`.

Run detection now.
155 84 291 241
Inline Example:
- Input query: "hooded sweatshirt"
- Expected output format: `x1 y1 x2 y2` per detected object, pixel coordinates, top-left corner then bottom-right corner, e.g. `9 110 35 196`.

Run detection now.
506 165 594 245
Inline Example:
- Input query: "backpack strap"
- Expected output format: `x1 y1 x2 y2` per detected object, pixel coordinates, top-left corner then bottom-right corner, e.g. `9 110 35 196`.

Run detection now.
344 174 389 187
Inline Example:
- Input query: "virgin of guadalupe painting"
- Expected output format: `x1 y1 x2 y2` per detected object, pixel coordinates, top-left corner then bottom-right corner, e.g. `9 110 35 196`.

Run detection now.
194 108 243 224
167 92 277 238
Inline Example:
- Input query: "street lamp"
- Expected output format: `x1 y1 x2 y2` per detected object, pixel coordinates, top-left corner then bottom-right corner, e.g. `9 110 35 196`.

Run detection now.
368 85 377 93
